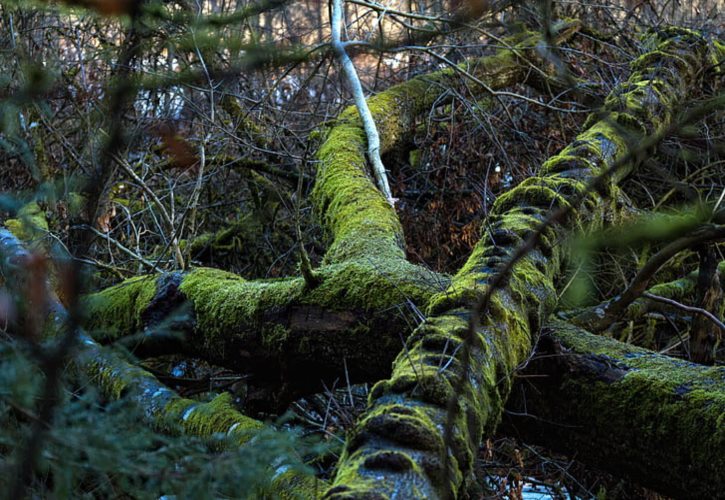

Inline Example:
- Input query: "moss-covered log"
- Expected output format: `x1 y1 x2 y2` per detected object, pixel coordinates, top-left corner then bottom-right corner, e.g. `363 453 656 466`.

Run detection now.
79 25 582 406
0 227 323 499
504 319 724 499
312 20 581 265
81 262 443 407
325 28 711 499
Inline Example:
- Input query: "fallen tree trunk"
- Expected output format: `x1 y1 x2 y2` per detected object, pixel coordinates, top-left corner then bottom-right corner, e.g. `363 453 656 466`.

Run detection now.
81 262 443 408
79 24 580 407
325 28 712 499
0 228 323 499
504 319 725 499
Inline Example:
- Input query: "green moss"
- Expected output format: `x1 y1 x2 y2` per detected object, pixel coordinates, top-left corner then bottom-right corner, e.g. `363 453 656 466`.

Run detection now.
328 26 713 499
308 258 443 311
543 320 724 488
708 38 725 74
540 154 596 177
426 206 561 316
175 259 444 366
79 343 263 445
312 118 405 263
177 267 298 357
80 274 158 341
5 201 49 241
492 176 589 215
273 469 326 500
162 392 263 443
82 350 147 400
311 28 567 267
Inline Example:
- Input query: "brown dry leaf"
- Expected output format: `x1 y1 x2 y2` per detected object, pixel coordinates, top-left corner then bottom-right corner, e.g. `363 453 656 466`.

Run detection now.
157 123 198 171
96 204 116 233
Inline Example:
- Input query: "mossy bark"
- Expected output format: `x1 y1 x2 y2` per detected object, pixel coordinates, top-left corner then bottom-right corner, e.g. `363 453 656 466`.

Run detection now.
312 20 581 265
504 319 724 499
81 262 445 407
79 23 582 410
0 227 323 499
325 28 710 499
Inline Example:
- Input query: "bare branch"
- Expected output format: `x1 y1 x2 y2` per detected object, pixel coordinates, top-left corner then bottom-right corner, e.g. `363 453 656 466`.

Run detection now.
330 0 394 205
643 292 725 333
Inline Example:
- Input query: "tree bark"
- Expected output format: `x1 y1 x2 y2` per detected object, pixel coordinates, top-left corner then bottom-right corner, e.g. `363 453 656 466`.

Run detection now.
504 319 725 499
690 245 723 364
325 28 712 499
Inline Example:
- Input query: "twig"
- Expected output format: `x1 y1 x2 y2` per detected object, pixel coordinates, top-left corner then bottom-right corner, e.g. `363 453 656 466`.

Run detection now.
115 155 185 269
83 225 163 273
330 0 394 204
643 292 725 332
583 223 725 331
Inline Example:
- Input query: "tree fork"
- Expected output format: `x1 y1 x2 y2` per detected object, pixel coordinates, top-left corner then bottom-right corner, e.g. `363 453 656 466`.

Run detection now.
325 28 713 499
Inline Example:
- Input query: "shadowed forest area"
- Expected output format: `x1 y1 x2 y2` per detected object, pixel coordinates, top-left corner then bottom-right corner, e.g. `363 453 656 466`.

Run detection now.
0 0 723 498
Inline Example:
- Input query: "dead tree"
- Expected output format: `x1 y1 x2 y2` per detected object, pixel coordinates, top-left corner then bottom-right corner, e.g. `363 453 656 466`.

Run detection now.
1 22 723 499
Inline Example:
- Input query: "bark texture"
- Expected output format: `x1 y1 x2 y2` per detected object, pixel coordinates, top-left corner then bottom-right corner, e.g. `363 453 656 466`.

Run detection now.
505 319 725 499
325 28 711 499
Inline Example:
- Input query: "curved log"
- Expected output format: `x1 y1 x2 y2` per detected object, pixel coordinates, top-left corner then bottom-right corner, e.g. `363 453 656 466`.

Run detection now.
311 20 581 264
504 319 724 499
325 28 712 499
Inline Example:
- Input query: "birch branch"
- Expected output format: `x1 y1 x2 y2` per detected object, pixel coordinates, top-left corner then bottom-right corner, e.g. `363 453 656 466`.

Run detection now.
330 0 395 205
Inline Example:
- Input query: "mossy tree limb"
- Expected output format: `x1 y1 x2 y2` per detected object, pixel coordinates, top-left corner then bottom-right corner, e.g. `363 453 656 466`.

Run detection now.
570 222 725 333
325 28 710 499
78 23 583 410
312 20 581 264
81 262 445 408
504 319 724 499
562 260 725 328
0 227 324 499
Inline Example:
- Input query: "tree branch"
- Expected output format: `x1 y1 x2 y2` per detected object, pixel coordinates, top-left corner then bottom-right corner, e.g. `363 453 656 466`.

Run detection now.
330 0 394 204
642 291 725 332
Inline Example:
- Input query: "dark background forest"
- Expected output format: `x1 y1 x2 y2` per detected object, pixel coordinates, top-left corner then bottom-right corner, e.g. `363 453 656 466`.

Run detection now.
0 0 723 498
